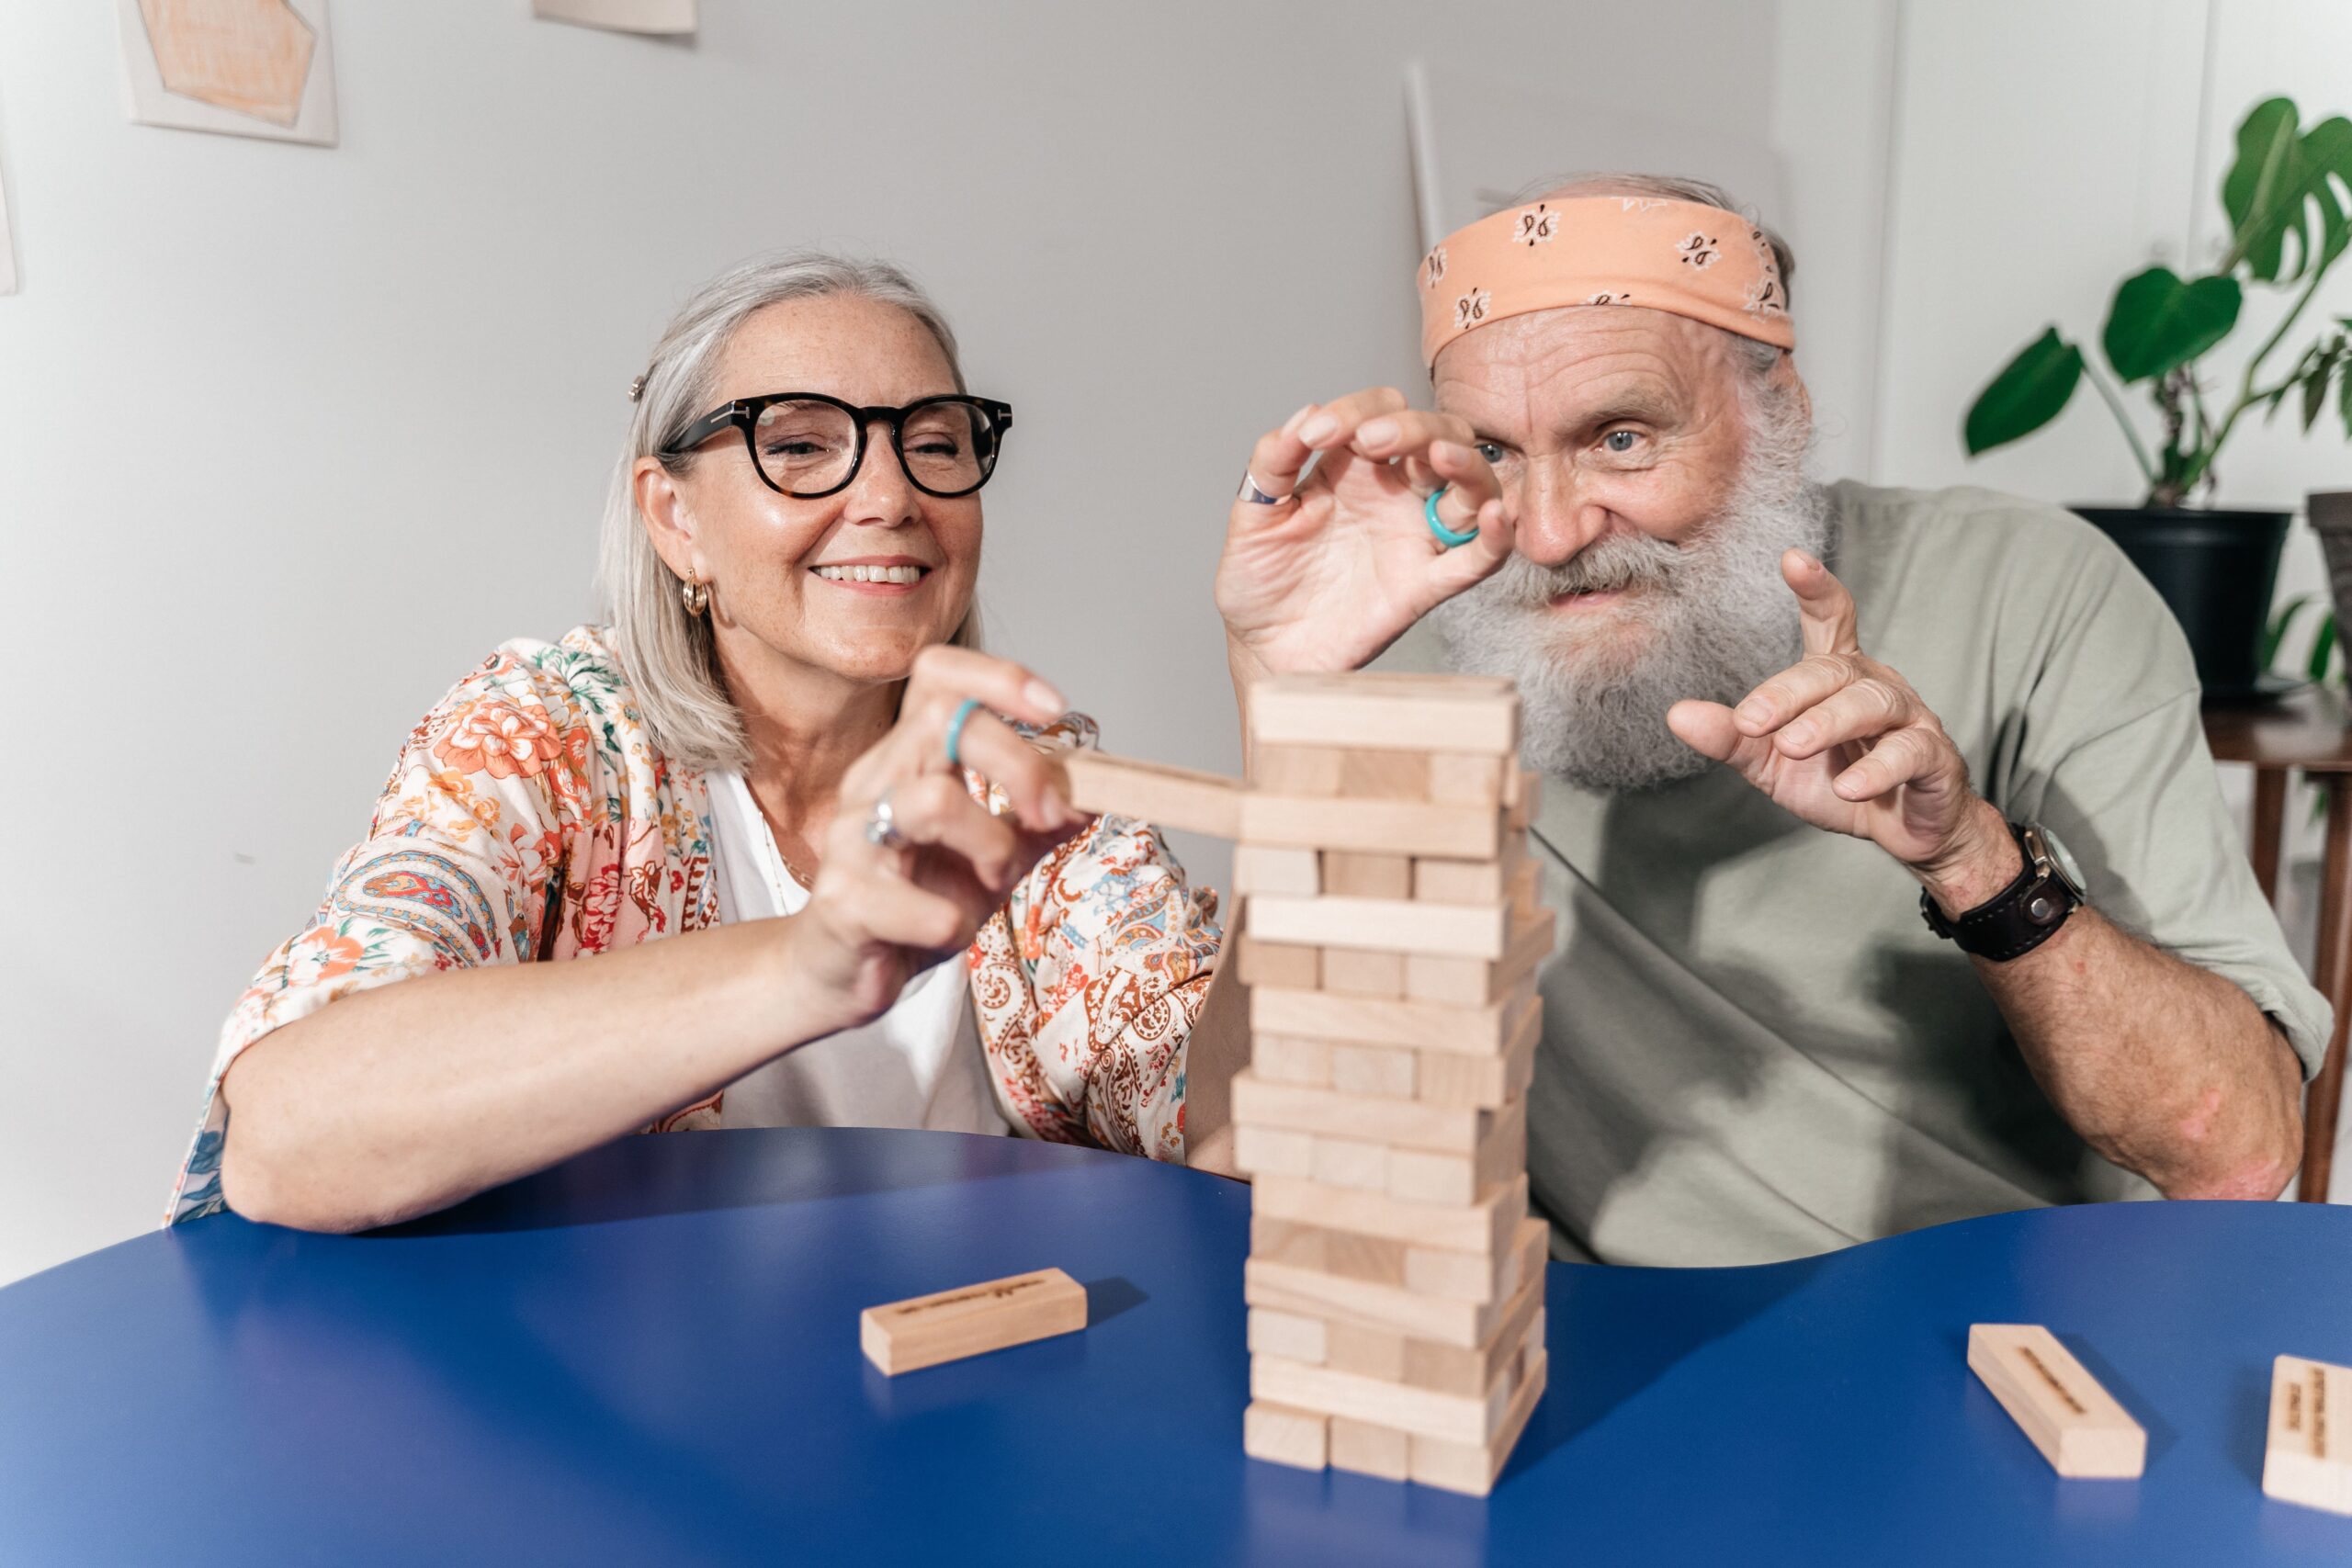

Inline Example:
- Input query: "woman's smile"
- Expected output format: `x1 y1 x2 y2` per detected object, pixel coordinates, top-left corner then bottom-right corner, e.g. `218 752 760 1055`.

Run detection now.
809 555 934 593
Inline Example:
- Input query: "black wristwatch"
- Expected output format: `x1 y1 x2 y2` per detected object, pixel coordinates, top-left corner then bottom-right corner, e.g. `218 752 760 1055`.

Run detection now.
1919 820 2087 962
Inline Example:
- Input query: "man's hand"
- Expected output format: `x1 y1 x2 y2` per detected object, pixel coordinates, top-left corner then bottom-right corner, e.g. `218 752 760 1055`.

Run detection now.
1216 387 1517 682
1666 548 2020 914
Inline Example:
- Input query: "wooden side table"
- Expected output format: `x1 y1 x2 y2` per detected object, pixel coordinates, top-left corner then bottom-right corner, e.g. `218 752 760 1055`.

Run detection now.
2204 685 2352 1201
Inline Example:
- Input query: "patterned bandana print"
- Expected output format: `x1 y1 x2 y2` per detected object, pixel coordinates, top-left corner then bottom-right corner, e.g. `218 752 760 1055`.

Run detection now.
1419 196 1795 367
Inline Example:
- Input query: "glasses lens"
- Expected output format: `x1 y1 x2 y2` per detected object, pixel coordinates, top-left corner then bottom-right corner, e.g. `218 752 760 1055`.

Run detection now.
751 400 859 494
899 400 998 496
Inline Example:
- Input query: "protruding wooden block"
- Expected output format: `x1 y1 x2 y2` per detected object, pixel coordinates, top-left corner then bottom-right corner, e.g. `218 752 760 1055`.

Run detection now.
1252 1171 1530 1256
1255 1032 1333 1087
1250 893 1508 960
1507 769 1540 828
1233 1123 1315 1179
1244 1401 1329 1471
1330 1043 1417 1100
1406 908 1555 1007
1310 1135 1390 1192
1248 1308 1329 1365
860 1268 1088 1375
1339 749 1431 801
1238 937 1320 991
1329 1416 1412 1481
1327 1321 1409 1382
1241 794 1501 861
1408 1348 1547 1496
1428 751 1508 807
1323 851 1414 899
2265 1354 2352 1516
1233 844 1320 897
1058 751 1242 838
1966 1325 2146 1479
1252 985 1529 1055
1249 672 1520 755
1509 855 1540 918
1231 1072 1497 1154
1385 1097 1527 1207
1320 947 1406 998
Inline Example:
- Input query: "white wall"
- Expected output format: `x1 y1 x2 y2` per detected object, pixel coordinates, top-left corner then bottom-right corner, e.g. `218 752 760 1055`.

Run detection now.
0 0 1787 1284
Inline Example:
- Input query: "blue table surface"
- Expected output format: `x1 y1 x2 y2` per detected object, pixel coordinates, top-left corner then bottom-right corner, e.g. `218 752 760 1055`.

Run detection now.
4 1128 2350 1567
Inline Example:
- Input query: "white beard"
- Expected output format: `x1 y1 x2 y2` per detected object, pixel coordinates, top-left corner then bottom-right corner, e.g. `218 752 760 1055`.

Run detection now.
1426 391 1833 793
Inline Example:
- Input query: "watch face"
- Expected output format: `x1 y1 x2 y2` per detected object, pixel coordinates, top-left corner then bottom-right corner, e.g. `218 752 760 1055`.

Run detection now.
2037 825 2088 899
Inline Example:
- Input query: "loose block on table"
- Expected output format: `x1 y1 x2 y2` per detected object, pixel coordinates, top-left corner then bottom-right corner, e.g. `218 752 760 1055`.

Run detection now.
1966 1324 2146 1479
1249 892 1510 960
2264 1353 2352 1516
859 1267 1088 1376
1249 673 1520 755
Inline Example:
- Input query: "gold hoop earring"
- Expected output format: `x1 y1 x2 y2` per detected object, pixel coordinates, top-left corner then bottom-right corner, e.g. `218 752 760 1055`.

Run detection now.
682 572 710 618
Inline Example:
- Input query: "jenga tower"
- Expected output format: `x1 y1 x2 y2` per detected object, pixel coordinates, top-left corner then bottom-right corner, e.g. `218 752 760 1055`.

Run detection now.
1231 672 1553 1495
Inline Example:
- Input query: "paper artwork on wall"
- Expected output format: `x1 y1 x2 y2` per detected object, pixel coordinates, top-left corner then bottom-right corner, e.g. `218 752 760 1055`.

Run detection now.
532 0 696 37
117 0 339 147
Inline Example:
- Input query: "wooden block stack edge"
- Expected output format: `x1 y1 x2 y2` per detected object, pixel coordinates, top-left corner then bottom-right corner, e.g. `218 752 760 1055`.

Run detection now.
1237 673 1548 1496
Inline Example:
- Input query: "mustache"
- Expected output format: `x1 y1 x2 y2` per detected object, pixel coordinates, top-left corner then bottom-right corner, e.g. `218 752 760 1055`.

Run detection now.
1488 528 1689 606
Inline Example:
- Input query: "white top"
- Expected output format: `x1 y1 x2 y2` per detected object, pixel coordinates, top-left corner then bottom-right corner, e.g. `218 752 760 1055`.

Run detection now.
703 769 1009 1136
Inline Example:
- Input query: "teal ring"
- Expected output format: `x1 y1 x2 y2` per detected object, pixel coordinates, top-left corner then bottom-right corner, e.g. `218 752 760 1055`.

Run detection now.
1425 486 1478 548
944 698 982 770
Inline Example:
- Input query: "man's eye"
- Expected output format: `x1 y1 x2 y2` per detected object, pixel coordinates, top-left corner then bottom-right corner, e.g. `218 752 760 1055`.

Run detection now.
1475 440 1508 465
1602 429 1641 454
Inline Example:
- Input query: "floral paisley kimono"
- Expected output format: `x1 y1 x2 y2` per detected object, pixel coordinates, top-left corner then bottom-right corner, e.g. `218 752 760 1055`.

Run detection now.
169 627 1221 1223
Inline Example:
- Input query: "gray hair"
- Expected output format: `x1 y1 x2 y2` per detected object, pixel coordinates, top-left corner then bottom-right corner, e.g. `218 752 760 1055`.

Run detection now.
596 250 983 773
1496 171 1797 381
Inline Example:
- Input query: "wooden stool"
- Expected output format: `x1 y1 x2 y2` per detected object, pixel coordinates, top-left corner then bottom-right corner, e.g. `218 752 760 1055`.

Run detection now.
2205 687 2352 1201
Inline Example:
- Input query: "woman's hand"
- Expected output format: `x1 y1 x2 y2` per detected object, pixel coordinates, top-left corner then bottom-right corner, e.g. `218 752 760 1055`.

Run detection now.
1215 387 1517 682
788 646 1083 1033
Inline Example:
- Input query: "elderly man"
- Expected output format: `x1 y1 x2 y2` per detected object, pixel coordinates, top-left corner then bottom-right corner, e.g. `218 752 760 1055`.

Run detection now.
1214 174 2328 1266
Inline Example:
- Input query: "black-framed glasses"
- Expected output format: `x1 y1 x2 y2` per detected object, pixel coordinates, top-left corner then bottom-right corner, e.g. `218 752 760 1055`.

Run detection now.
662 392 1013 499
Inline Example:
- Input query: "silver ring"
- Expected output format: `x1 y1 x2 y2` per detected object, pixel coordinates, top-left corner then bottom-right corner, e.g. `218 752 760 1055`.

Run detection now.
864 791 908 851
1238 470 1288 506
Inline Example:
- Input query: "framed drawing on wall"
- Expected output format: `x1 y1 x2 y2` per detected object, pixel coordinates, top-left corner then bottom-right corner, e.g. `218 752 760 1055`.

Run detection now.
117 0 339 148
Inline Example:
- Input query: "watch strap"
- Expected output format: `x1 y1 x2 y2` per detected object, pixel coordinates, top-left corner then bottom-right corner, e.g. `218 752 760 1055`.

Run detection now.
1919 820 2081 962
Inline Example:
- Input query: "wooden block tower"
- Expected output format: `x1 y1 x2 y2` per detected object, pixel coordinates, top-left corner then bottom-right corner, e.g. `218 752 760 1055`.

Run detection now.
1228 672 1554 1495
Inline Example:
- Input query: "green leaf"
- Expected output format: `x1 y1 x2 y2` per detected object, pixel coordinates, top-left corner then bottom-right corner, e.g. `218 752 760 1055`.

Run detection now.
2309 612 2338 684
2221 99 2352 282
2305 349 2340 433
2342 353 2352 436
2266 593 2314 671
1965 329 2084 456
2102 267 2243 382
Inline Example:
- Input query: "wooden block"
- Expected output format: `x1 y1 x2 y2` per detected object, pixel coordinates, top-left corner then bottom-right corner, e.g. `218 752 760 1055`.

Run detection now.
1248 1309 1329 1365
1249 672 1520 755
1327 1230 1408 1285
1250 1214 1330 1271
1320 947 1406 998
1412 838 1524 905
1252 1349 1515 1445
1386 1098 1527 1207
1407 1271 1545 1396
1339 749 1431 801
1323 851 1414 899
1244 1401 1329 1471
1405 1215 1548 1304
1406 908 1555 1007
1241 794 1501 861
2265 1354 2352 1516
1327 1322 1408 1382
1233 1123 1315 1179
1252 1170 1529 1256
1330 1043 1417 1100
1251 985 1526 1056
1966 1325 2146 1479
1231 1072 1495 1154
1233 844 1320 897
1507 770 1540 829
1254 1032 1333 1087
1238 937 1319 991
1251 894 1507 962
1310 1134 1390 1191
860 1268 1088 1375
1428 751 1508 807
1409 1348 1547 1496
1509 855 1539 918
1413 1041 1534 1111
1329 1416 1412 1482
1251 743 1345 795
1247 1258 1514 1348
1058 751 1241 838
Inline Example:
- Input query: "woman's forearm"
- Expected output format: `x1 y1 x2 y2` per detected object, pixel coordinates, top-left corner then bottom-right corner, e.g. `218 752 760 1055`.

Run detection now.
219 919 845 1232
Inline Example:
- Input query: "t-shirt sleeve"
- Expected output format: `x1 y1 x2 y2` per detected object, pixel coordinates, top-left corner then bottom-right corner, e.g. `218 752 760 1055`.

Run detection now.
168 647 581 1223
1999 543 2332 1080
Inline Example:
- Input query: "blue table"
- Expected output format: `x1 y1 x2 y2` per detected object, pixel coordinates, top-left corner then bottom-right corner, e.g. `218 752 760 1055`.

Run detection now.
4 1129 2348 1566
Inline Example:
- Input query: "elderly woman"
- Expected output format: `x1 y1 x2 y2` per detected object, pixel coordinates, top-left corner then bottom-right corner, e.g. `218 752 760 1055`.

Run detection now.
173 253 1223 1231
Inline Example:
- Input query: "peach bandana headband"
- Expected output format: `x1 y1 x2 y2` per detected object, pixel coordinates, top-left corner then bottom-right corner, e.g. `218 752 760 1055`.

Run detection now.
1419 196 1795 367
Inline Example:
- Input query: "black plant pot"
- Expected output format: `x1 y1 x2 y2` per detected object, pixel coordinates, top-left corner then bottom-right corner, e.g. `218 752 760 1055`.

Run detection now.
2070 505 2292 704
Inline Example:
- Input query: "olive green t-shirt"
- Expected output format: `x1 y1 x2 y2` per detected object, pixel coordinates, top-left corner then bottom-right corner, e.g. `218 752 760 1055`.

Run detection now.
1396 480 2329 1266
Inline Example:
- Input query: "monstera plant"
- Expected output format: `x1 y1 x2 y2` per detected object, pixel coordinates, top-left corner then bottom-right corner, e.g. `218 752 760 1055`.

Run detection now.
1964 96 2352 702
